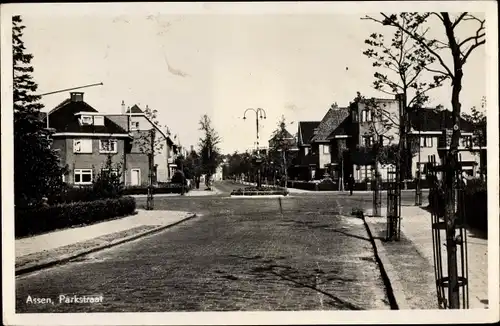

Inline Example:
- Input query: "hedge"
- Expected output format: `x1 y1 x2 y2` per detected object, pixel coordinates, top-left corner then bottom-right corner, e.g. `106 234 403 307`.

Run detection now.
15 196 137 238
231 186 288 196
428 179 487 232
121 184 187 195
287 179 432 191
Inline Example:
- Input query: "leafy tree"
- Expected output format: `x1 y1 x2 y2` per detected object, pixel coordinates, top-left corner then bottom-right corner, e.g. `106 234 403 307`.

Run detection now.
226 151 252 180
198 114 222 188
175 149 201 180
13 15 66 209
92 154 124 199
268 115 297 185
365 12 485 309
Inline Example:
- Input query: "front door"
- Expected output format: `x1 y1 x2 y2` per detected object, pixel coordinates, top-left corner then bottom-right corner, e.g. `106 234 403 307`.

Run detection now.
131 169 140 186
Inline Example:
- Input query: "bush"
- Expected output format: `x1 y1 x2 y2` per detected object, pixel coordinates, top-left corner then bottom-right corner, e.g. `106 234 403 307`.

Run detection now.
428 178 487 232
171 170 187 185
231 186 288 196
15 196 136 238
122 184 186 195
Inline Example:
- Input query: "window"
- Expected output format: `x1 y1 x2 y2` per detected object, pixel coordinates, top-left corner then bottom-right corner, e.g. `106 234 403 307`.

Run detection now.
130 121 140 130
363 135 374 147
360 165 373 180
323 145 330 154
360 109 372 122
420 136 434 148
74 169 93 184
304 147 309 156
94 116 105 126
99 139 118 153
461 136 472 148
80 115 93 125
73 139 92 153
101 168 119 176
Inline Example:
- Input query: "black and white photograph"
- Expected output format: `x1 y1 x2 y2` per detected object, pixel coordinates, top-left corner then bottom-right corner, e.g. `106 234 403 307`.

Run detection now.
1 2 498 325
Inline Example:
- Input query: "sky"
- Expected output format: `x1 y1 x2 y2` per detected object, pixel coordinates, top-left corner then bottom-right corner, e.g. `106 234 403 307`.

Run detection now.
20 11 487 154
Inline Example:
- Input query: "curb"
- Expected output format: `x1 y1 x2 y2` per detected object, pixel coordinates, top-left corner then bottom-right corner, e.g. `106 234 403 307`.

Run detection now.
229 195 289 199
15 213 198 276
361 213 409 310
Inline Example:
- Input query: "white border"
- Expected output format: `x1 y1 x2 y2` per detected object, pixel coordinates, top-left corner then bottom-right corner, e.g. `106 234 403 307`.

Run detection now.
2 2 499 325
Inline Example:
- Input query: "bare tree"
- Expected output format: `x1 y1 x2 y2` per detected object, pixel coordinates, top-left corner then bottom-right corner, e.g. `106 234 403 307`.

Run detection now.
133 105 166 209
362 13 449 182
365 12 485 309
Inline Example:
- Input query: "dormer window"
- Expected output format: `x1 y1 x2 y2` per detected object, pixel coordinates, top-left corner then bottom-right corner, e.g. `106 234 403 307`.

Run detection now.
130 121 140 130
94 115 105 126
80 115 93 125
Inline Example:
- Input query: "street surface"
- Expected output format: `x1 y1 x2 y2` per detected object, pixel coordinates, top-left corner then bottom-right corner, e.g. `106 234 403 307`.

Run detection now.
16 181 424 312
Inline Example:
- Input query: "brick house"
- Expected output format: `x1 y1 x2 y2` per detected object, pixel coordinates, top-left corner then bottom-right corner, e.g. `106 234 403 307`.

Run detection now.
46 92 175 186
293 94 483 183
408 107 480 178
124 103 176 183
295 121 320 180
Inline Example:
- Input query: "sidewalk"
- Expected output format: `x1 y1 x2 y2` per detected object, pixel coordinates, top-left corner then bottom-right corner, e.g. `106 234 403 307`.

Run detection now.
365 205 488 310
130 187 222 198
16 209 196 275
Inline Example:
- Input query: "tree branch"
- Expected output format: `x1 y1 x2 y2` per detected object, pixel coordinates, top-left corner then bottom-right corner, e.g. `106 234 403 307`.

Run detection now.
380 13 454 78
423 65 449 76
372 86 397 96
453 12 468 28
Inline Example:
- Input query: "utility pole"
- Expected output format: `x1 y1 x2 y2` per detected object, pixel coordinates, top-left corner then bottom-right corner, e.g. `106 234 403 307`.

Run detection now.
38 82 103 129
37 82 103 97
243 108 267 188
146 129 155 210
415 107 422 206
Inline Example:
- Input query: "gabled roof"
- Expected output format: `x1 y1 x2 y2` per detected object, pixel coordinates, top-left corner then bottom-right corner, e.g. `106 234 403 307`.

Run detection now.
269 128 294 141
311 107 350 142
48 99 128 135
408 107 475 132
298 121 320 146
126 104 144 114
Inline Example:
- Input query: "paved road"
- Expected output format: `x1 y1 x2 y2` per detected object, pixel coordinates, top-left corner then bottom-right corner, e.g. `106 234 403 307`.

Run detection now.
15 181 424 312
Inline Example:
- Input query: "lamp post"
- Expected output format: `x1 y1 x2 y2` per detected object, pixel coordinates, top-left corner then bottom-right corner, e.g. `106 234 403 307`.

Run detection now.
243 108 267 188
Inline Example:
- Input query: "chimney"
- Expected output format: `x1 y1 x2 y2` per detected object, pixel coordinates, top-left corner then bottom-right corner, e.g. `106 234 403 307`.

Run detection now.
70 92 84 102
190 145 194 153
121 100 126 114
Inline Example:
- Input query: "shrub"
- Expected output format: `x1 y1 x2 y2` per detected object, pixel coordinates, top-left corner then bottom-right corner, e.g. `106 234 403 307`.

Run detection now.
122 184 186 195
171 170 187 185
231 186 288 196
15 196 136 238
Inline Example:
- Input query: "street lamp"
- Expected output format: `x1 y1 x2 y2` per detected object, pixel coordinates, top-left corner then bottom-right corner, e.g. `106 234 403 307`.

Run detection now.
243 108 267 188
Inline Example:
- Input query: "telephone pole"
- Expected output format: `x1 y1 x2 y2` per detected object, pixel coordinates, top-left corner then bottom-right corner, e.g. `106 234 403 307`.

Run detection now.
243 108 267 188
146 129 155 210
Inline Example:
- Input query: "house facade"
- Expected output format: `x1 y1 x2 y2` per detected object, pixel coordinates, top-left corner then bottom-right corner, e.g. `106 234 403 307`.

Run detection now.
46 92 176 187
295 121 321 180
293 94 483 183
124 104 175 184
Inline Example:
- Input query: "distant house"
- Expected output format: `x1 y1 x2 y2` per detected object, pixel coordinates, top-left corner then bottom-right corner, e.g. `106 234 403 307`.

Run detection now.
292 94 483 183
310 104 352 180
407 107 480 178
124 104 175 183
45 92 175 186
295 121 321 180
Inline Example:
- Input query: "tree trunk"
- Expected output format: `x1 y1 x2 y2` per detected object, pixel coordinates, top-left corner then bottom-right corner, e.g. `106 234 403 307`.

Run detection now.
442 13 464 309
